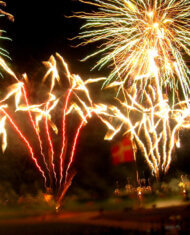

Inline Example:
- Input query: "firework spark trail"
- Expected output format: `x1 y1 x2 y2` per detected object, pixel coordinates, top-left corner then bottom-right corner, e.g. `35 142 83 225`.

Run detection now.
125 89 167 176
105 82 190 177
108 103 157 173
165 106 190 172
43 55 60 93
63 104 116 185
0 2 16 79
65 114 88 184
0 108 47 185
0 1 14 22
59 88 73 187
45 102 57 184
21 85 50 176
43 54 71 187
57 171 76 210
0 57 18 80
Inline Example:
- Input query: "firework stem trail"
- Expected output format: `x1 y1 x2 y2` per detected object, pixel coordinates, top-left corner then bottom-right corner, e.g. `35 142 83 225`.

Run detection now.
21 85 50 176
45 102 57 185
1 108 47 186
57 172 76 210
59 88 73 188
65 115 88 184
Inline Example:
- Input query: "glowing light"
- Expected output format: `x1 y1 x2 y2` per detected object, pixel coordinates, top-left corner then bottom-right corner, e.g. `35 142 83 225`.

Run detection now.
101 83 190 177
147 11 154 18
74 0 190 99
0 108 47 185
59 88 72 187
44 194 53 203
0 2 16 79
0 116 7 152
65 116 87 184
21 85 50 175
0 53 117 206
45 102 57 184
73 0 190 178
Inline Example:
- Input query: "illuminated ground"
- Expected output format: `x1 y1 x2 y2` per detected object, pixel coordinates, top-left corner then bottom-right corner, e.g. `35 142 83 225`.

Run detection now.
0 204 189 234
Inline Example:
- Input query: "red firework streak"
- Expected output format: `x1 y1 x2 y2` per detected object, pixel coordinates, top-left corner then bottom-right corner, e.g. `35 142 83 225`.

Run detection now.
1 108 47 185
45 102 57 184
58 115 88 204
1 85 88 198
59 88 72 187
21 85 50 176
65 116 87 184
0 54 107 205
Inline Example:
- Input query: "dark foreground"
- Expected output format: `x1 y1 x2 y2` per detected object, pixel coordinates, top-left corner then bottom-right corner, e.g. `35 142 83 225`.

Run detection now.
0 205 189 234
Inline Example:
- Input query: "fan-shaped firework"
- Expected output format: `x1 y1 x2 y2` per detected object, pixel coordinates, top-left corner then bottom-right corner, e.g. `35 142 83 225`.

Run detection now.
0 53 116 207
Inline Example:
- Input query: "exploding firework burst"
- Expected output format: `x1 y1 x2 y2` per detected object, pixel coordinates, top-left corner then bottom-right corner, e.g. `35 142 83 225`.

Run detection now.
74 0 190 100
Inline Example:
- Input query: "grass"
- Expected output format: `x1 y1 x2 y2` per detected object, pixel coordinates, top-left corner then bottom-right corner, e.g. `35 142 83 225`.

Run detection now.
62 192 189 212
0 202 55 219
0 190 188 220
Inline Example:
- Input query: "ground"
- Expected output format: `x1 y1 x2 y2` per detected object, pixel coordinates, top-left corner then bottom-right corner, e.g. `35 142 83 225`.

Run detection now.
0 202 189 234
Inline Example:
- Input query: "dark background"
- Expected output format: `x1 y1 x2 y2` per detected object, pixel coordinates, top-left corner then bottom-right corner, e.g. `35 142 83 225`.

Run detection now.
5 0 94 75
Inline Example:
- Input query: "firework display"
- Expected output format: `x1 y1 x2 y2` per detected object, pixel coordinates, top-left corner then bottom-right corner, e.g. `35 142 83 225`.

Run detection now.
74 0 190 177
0 53 117 206
0 0 189 209
0 1 15 78
103 82 190 178
74 0 190 98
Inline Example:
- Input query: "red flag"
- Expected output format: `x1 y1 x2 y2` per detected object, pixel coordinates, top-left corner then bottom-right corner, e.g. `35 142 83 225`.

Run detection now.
111 135 134 165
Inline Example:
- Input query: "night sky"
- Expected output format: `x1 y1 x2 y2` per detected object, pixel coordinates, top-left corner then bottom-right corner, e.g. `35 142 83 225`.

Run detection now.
5 0 92 75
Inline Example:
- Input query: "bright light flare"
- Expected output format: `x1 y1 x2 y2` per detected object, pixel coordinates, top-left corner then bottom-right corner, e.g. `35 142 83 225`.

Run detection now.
0 53 117 206
0 116 7 152
73 0 190 178
74 0 190 100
